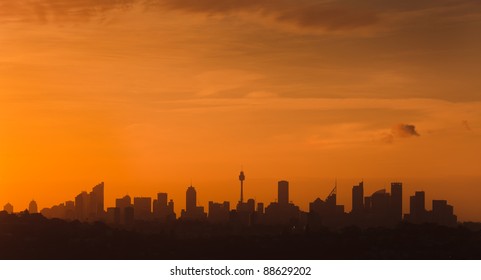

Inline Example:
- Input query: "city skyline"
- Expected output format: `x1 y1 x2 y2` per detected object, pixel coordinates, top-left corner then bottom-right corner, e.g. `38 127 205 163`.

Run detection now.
1 1 480 223
2 170 458 227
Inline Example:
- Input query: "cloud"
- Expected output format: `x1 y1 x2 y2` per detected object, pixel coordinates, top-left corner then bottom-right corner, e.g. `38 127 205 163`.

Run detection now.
158 0 380 34
0 0 134 23
392 123 420 138
2 0 481 36
379 123 420 144
156 0 481 35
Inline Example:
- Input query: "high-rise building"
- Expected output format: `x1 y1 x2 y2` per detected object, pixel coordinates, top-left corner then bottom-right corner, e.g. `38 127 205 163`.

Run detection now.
106 207 121 224
168 199 175 220
432 200 457 227
153 192 176 222
208 201 230 224
181 185 206 221
157 193 168 207
390 182 403 221
257 202 264 214
278 180 289 205
133 197 152 221
75 191 89 221
73 182 104 222
89 182 104 220
116 195 132 209
115 195 132 225
264 181 301 226
29 200 38 214
65 200 75 220
409 191 426 223
186 186 196 212
351 181 364 213
371 189 390 214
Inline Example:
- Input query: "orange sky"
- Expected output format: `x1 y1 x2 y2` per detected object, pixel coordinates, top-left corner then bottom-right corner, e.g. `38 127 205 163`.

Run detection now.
1 0 481 221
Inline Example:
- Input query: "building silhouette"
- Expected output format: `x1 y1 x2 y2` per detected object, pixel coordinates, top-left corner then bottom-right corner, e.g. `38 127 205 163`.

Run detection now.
65 201 75 220
235 198 256 226
234 170 257 226
16 174 459 230
431 200 457 227
3 203 13 214
72 182 105 222
153 192 176 222
309 184 346 228
404 191 457 226
28 200 38 214
115 195 133 225
133 197 152 221
106 207 120 224
75 191 89 222
264 181 301 226
278 180 289 205
405 191 427 223
391 182 403 222
88 182 105 220
348 182 404 227
180 185 207 221
351 181 364 214
208 201 230 224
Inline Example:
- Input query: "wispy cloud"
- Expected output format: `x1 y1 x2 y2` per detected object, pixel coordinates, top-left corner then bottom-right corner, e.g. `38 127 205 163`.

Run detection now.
2 0 481 36
0 0 134 23
156 0 481 35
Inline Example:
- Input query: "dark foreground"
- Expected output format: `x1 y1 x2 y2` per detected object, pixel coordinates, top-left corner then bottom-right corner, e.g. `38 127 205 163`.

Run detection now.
1 212 481 259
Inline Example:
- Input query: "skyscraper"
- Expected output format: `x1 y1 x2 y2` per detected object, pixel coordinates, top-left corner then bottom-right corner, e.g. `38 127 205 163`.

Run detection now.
391 182 403 221
153 192 176 222
28 200 38 214
75 191 89 221
351 181 364 213
208 201 230 224
181 185 206 221
89 182 104 220
157 193 168 207
278 180 289 205
409 191 426 223
133 197 152 221
371 189 390 215
432 200 457 227
186 186 196 212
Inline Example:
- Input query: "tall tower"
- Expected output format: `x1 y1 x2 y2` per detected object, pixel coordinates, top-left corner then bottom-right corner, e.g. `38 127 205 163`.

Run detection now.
278 180 289 205
29 200 38 214
390 182 403 221
352 181 364 213
186 185 197 212
239 170 245 203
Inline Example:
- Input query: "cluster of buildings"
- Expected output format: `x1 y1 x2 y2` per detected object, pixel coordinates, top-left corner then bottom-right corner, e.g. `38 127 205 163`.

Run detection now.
308 181 457 228
3 171 458 228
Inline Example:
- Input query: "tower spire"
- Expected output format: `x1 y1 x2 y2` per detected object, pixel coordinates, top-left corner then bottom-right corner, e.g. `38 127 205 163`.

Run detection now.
239 169 245 203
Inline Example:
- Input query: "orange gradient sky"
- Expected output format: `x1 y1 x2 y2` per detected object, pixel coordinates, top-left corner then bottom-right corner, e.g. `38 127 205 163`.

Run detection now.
1 0 481 220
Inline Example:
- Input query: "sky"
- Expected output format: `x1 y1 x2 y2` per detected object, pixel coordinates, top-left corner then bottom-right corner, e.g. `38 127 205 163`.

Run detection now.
1 0 480 221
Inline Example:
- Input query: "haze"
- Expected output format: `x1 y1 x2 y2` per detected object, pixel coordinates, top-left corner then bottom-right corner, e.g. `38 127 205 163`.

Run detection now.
0 0 480 220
